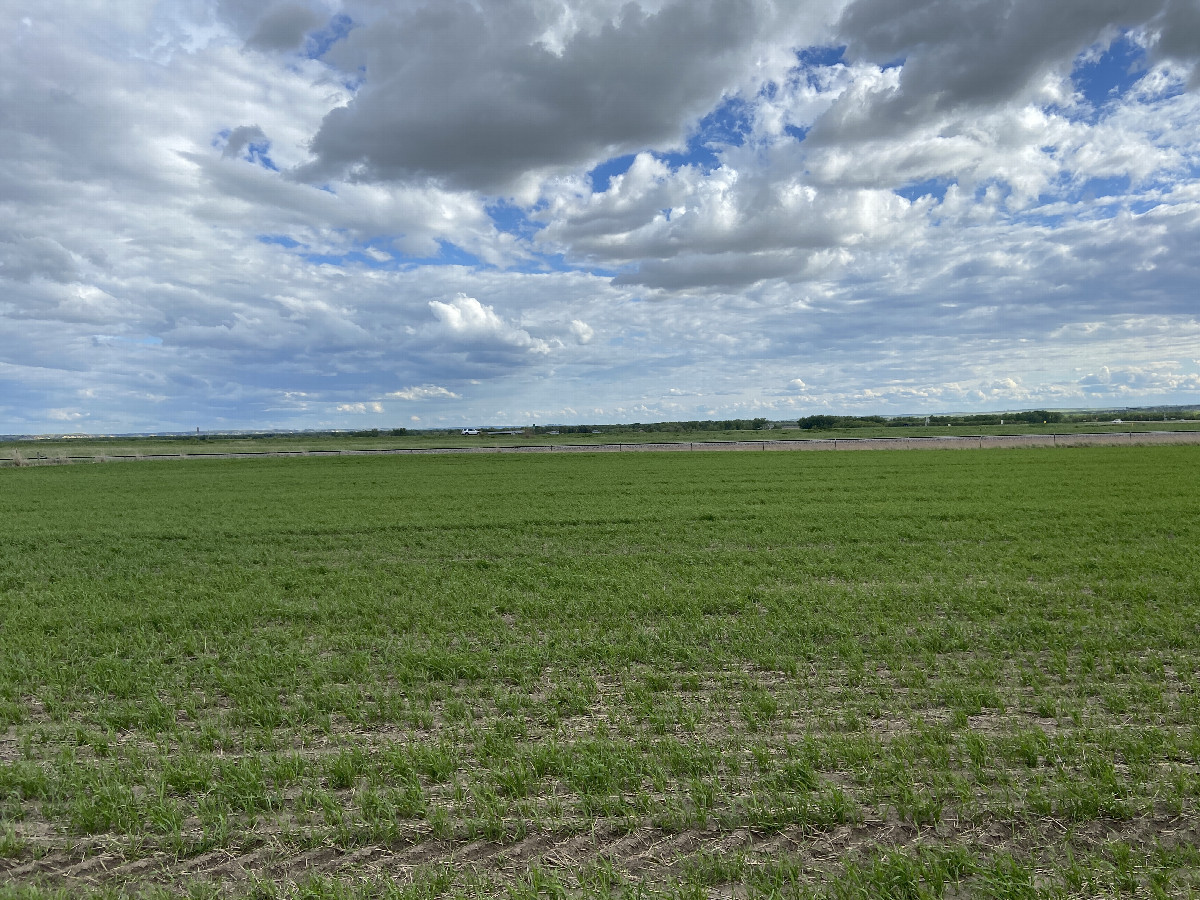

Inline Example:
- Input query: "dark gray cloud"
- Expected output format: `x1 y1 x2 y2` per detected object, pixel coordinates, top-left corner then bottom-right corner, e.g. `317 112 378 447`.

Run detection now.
1153 0 1200 86
837 0 1137 105
813 0 1194 143
247 3 323 51
215 0 324 51
298 0 794 192
612 251 809 290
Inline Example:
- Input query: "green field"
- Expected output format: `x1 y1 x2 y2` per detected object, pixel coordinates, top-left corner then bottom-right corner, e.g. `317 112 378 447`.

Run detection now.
2 447 1199 898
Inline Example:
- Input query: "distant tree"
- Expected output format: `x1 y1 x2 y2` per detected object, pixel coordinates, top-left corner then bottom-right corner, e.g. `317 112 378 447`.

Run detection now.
797 415 839 430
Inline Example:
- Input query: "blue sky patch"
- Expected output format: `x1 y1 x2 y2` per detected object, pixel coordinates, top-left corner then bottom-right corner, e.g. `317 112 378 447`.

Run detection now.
487 201 538 238
590 154 637 192
588 97 753 190
246 140 278 171
692 96 752 148
258 234 302 249
897 177 954 203
655 96 752 172
302 239 484 270
1071 33 1146 115
793 46 847 89
422 241 482 268
1078 174 1132 201
779 46 852 101
797 46 847 69
306 14 354 60
509 251 579 275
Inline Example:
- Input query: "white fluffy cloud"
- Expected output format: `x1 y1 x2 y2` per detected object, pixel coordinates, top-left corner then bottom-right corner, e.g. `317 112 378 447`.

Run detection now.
336 401 384 413
2 0 1199 433
569 320 595 344
427 294 552 356
387 384 461 401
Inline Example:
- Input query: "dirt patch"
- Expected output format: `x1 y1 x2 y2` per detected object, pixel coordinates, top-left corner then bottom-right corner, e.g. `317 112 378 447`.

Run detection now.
6 811 1197 894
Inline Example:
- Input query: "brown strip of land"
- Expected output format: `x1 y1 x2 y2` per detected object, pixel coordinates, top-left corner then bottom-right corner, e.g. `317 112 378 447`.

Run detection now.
5 430 1199 466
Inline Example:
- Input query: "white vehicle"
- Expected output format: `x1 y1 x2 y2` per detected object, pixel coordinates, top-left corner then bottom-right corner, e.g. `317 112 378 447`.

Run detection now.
461 428 480 435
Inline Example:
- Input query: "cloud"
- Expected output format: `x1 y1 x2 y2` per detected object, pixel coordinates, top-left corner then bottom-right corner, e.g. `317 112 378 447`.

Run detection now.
1077 364 1200 394
221 125 268 160
335 401 384 413
814 0 1200 147
829 0 1133 126
542 155 923 289
1147 0 1200 86
298 0 815 193
245 3 323 51
47 408 86 421
569 319 594 344
387 384 461 401
0 236 79 283
427 293 551 355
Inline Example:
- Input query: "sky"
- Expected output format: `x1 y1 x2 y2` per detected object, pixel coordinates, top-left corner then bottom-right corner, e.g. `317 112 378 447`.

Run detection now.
3 0 1200 433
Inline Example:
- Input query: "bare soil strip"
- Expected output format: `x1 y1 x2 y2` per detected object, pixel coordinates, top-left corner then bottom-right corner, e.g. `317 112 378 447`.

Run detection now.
6 429 1199 466
6 811 1197 893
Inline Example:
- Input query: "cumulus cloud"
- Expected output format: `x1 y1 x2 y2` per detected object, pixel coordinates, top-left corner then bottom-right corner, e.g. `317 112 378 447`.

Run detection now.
569 319 594 344
427 294 551 356
298 0 818 193
541 154 925 289
821 0 1196 143
336 401 384 413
